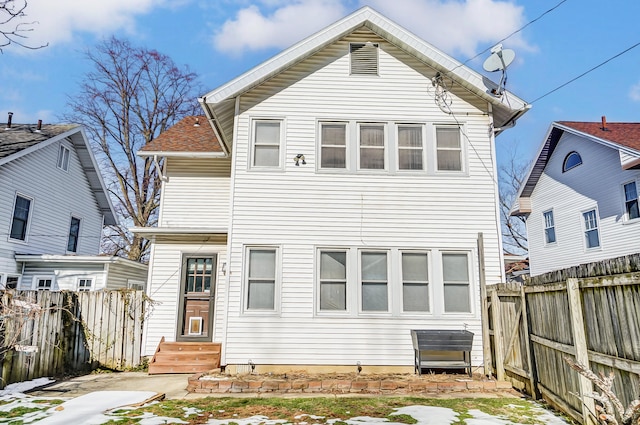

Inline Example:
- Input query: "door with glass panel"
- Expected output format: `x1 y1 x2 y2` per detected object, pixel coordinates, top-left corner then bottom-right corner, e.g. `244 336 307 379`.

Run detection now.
177 256 216 342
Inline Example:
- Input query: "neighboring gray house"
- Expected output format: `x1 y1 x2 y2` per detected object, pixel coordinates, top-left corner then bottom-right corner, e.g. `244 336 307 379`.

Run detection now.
0 114 147 290
512 118 640 276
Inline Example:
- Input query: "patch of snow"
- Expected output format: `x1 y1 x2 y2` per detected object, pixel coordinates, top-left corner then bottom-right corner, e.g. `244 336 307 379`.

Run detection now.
206 415 289 425
294 414 325 420
183 406 202 417
0 377 54 395
466 409 512 425
391 406 458 425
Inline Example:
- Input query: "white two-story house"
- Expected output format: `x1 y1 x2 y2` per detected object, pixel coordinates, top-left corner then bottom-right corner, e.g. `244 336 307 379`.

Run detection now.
135 7 529 374
512 118 640 276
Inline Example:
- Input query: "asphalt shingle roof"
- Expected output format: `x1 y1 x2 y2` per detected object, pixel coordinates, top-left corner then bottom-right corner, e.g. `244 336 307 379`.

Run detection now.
0 123 78 160
558 121 640 152
140 116 223 154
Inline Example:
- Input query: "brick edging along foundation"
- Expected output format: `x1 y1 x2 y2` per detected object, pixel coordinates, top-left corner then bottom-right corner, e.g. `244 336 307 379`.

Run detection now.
187 374 513 394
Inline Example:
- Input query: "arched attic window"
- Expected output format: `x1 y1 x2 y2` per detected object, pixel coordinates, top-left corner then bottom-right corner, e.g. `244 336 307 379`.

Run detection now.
563 151 582 172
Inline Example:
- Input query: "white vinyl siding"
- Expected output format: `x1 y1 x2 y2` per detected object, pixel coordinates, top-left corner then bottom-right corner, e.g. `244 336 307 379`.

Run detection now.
582 209 600 249
543 210 556 244
623 181 639 220
436 126 463 171
57 145 70 171
251 120 282 168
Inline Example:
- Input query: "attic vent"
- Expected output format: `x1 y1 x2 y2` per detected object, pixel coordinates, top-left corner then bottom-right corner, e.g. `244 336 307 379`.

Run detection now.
350 42 378 75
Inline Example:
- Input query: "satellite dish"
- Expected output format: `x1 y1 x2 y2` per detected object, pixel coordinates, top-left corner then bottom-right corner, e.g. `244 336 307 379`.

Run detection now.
482 44 516 72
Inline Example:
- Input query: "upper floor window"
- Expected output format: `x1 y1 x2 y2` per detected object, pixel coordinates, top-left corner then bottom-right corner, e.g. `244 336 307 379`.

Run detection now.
319 250 347 311
10 194 32 241
350 42 379 75
252 120 281 168
57 145 70 171
442 252 470 313
583 209 600 249
398 125 424 170
624 181 639 220
358 123 385 170
563 151 582 172
360 251 388 312
401 252 429 312
543 210 556 244
67 216 81 252
320 123 347 169
436 126 463 171
246 247 278 311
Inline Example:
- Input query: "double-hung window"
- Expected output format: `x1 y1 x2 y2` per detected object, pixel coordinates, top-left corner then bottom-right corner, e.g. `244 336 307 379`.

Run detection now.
402 252 429 312
358 124 385 170
360 251 388 312
442 253 471 313
67 217 81 252
10 194 32 241
436 126 462 171
583 209 600 249
57 145 70 171
36 277 53 291
246 248 277 311
398 125 424 170
624 182 639 220
320 123 347 169
319 250 347 311
252 120 281 168
543 210 556 244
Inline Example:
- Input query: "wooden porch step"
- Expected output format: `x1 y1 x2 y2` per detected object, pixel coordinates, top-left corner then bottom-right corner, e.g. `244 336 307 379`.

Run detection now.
148 338 221 375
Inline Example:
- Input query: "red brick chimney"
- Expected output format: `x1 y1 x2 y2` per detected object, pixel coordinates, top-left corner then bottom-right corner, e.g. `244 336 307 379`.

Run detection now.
601 115 607 131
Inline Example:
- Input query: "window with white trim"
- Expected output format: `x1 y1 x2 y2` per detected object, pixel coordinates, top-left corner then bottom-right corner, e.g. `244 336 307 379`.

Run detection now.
358 123 385 170
5 275 19 289
77 278 92 291
398 125 424 170
442 253 470 313
10 194 32 241
360 251 388 312
543 210 556 244
624 181 639 220
67 216 81 252
320 122 347 169
583 209 600 249
401 252 429 312
36 277 54 291
319 250 347 311
246 247 278 311
436 126 462 171
57 145 70 171
252 120 281 168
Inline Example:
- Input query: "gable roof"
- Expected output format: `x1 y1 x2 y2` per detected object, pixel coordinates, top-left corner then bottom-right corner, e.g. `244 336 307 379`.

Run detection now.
0 122 117 225
138 115 226 157
200 6 529 148
512 119 640 216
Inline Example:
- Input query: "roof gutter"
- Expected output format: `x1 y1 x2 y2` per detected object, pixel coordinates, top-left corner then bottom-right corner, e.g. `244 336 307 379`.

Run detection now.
493 104 531 136
199 97 231 156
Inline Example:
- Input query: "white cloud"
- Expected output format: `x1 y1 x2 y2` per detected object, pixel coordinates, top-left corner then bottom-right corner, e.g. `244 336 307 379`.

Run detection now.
630 82 640 102
213 0 532 58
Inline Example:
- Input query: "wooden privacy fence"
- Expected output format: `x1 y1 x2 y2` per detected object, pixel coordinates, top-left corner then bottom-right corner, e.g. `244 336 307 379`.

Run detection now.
0 290 147 388
487 271 640 424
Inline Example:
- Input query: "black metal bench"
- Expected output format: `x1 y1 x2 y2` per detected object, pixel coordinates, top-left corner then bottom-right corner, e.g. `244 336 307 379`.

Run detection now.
410 329 474 377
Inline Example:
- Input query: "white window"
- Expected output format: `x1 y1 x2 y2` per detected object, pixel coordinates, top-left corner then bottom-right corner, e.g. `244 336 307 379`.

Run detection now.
436 126 463 171
77 278 92 291
360 251 388 312
127 280 145 290
350 42 379 75
358 123 385 170
319 250 347 311
398 125 424 170
246 247 278 311
402 252 429 312
583 209 600 249
35 277 54 291
624 182 639 220
5 275 19 289
442 253 471 313
543 210 556 244
67 216 81 252
320 122 347 169
252 120 282 168
9 194 32 241
57 145 70 171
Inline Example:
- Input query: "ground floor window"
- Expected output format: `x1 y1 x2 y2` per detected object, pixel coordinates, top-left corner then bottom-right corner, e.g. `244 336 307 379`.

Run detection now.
35 277 54 291
77 278 93 291
246 247 278 311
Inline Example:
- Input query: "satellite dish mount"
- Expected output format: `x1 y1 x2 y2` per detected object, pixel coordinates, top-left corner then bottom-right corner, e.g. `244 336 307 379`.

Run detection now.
482 44 515 96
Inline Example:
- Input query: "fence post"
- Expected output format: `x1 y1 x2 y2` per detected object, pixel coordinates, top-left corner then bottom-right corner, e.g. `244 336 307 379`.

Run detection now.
566 278 596 425
477 233 492 376
490 289 505 381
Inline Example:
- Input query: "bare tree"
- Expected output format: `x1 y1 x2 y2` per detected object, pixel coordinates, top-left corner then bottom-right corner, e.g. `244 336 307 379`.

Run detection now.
499 148 530 255
67 37 200 261
0 0 47 52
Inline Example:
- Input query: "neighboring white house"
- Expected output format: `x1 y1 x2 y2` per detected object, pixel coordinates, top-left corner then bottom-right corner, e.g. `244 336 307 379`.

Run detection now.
512 118 640 276
134 7 529 373
0 115 147 291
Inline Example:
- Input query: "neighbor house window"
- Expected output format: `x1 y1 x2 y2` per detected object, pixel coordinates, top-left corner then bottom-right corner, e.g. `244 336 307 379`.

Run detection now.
36 277 53 291
360 251 388 312
436 126 462 171
67 216 81 252
402 252 429 312
320 123 347 169
359 124 385 170
563 151 582 172
319 250 347 311
252 120 281 168
246 248 277 310
583 209 600 249
5 276 19 290
57 145 70 171
442 253 471 313
398 125 424 170
543 210 556 244
77 278 92 291
350 42 379 75
624 182 639 220
9 194 32 241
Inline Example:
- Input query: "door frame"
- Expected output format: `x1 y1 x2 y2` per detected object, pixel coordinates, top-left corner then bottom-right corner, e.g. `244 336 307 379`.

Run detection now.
176 253 217 342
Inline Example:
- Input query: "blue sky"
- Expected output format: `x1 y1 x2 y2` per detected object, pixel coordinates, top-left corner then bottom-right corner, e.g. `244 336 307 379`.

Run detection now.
2 0 640 165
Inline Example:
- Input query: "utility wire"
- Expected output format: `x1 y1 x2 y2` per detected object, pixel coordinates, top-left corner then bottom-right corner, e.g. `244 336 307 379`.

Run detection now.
530 40 640 104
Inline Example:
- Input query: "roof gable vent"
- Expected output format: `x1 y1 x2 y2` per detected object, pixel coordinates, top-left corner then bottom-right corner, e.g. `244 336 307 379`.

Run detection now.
350 42 378 75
